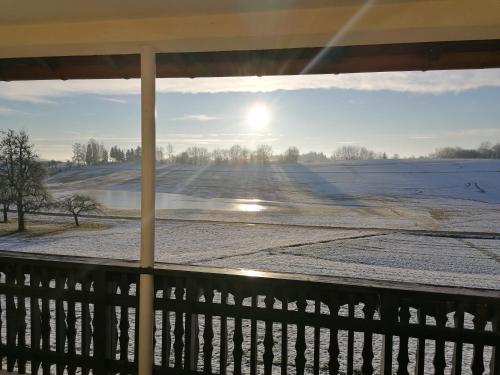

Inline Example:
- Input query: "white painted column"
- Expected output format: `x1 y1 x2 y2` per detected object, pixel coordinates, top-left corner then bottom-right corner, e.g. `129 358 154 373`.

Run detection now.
138 46 156 375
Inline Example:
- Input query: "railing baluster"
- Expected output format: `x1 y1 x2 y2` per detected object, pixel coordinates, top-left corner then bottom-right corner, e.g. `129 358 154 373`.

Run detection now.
414 307 426 375
105 278 119 368
433 303 447 375
380 297 396 375
40 269 51 375
161 279 171 369
362 298 376 375
233 291 244 375
281 294 288 375
203 287 214 373
134 276 139 365
173 281 184 370
250 293 258 375
347 296 355 375
471 304 487 375
0 253 498 375
295 294 307 375
30 267 42 375
451 302 465 375
119 274 131 366
81 275 92 375
219 288 229 375
16 266 27 374
490 304 500 375
66 273 77 375
153 278 159 369
327 294 340 375
0 266 3 371
397 304 410 375
6 265 16 372
313 296 320 375
263 293 275 375
184 279 200 371
55 272 67 375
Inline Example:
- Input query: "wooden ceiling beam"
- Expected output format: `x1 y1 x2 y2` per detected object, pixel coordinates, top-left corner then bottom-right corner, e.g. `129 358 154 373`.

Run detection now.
1 40 500 81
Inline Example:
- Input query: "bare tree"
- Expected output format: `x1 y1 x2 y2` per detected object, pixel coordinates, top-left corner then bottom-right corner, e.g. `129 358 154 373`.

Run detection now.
332 145 378 160
255 144 273 165
156 147 165 162
281 146 300 163
72 142 86 165
165 143 174 163
57 194 102 226
0 174 14 223
0 129 49 231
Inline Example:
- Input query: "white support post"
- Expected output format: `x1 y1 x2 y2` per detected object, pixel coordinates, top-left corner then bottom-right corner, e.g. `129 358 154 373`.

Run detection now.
138 46 156 375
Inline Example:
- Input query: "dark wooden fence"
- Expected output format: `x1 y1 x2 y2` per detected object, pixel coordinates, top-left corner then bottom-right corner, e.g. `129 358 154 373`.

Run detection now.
0 251 498 374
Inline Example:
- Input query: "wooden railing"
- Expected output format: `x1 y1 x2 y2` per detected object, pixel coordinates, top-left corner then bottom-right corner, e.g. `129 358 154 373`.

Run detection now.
0 251 498 374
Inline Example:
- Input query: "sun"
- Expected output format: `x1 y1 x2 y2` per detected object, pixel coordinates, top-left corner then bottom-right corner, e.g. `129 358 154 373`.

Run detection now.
245 104 271 130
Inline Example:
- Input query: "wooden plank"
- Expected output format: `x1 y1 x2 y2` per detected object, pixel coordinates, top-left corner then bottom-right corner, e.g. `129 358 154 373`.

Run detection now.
202 287 214 374
66 273 77 375
5 266 16 372
232 292 244 375
0 250 499 303
361 298 375 375
219 289 228 375
1 40 500 81
40 269 51 375
15 267 27 374
55 272 66 375
29 267 42 375
396 304 410 375
80 276 92 375
250 294 258 375
451 303 465 375
346 297 355 375
295 294 307 375
313 297 320 375
173 281 184 370
263 293 275 375
281 294 288 375
471 304 487 375
327 295 340 375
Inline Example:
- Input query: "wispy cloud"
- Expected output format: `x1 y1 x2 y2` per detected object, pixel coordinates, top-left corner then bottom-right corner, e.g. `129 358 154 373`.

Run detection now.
409 127 500 141
1 69 500 103
0 106 19 115
99 97 128 104
173 114 219 121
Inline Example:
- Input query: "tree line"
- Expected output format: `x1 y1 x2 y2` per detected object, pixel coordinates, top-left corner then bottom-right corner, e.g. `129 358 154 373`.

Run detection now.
72 142 301 165
431 142 500 159
68 138 500 166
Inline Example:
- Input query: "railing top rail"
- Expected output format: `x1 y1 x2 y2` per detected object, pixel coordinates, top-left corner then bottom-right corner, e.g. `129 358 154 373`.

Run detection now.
0 250 499 302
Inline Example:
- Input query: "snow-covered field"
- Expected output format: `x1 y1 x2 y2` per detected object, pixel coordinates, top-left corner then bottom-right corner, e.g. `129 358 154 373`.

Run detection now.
2 159 499 289
46 159 500 231
2 160 499 374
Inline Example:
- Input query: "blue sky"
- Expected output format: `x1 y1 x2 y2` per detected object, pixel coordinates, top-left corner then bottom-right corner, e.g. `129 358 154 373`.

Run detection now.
1 69 500 160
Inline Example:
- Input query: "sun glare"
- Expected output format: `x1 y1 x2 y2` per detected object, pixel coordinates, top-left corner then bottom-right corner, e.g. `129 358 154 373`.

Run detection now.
245 103 271 129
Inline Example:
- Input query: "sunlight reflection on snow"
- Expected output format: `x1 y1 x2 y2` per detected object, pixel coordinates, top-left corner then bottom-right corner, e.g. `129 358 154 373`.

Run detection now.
240 269 265 277
235 203 266 212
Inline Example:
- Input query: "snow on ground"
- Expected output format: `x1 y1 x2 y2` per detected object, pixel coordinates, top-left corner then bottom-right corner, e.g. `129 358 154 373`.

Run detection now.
3 160 500 374
1 215 499 290
46 159 500 232
3 159 500 289
47 159 500 205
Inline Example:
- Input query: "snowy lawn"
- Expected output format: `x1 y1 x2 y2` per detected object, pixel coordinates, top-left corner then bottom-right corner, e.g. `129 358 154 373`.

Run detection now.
1 214 498 290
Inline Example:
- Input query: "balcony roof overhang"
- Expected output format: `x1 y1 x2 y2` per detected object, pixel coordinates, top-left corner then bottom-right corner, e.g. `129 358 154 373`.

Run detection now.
1 0 500 81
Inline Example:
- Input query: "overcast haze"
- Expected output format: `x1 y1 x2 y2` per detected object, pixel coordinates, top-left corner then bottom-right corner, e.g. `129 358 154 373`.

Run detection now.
1 69 500 160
